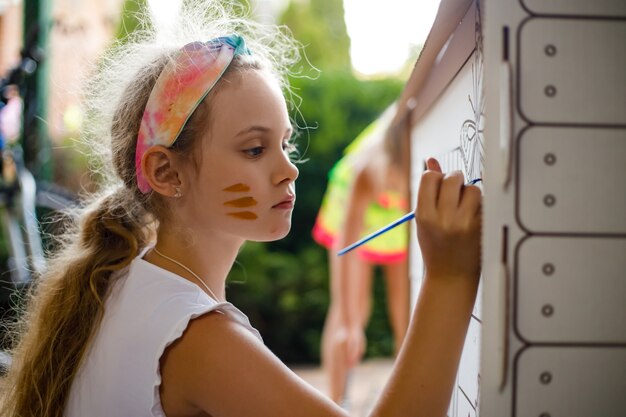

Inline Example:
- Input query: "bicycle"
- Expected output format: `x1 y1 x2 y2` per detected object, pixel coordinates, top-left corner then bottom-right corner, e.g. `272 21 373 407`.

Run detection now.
0 26 79 375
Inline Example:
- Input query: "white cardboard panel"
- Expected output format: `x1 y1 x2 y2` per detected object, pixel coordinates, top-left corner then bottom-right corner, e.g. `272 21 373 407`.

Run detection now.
518 127 626 234
411 56 484 183
456 387 478 417
515 347 626 417
519 19 626 125
521 0 626 17
516 237 626 343
438 147 468 178
481 0 626 415
458 318 481 409
410 46 484 417
472 279 482 320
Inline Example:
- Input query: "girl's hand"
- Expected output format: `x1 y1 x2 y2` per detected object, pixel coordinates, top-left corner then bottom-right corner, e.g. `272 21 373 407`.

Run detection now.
415 158 482 281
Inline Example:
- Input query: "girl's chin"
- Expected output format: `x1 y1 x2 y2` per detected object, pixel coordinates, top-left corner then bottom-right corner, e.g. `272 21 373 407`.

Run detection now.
250 224 292 242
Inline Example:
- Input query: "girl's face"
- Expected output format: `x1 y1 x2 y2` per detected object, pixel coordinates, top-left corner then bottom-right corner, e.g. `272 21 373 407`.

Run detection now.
179 69 298 243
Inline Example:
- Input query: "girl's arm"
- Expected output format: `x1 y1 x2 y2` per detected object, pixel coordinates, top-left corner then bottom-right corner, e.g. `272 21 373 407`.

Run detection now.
370 159 481 416
159 158 481 417
159 310 348 417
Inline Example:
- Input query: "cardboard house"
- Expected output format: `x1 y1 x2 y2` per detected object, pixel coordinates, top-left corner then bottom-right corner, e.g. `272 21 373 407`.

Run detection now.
390 0 626 415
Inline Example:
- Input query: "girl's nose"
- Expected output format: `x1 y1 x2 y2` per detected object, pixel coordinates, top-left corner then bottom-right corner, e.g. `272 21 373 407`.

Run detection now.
274 152 299 185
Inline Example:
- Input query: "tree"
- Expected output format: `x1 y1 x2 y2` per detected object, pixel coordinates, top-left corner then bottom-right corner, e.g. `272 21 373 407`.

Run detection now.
280 0 351 71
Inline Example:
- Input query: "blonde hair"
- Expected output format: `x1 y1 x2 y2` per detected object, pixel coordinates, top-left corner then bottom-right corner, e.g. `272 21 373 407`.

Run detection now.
0 2 300 416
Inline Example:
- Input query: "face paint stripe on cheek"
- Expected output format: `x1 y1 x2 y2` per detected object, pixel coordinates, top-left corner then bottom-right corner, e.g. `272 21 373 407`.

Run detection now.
223 183 250 192
227 211 258 220
224 197 257 208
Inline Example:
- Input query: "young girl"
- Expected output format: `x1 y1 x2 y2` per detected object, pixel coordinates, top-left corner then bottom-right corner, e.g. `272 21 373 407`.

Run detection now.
313 105 411 404
1 2 482 416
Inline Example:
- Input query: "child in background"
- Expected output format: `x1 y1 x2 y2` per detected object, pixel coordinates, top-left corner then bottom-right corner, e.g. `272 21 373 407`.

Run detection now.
0 2 482 416
313 105 411 405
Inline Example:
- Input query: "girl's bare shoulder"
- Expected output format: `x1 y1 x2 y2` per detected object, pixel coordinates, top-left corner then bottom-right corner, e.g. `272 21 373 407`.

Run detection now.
159 311 344 417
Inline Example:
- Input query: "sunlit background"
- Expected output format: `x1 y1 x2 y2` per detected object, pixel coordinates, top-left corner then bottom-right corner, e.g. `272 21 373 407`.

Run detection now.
147 0 440 75
343 0 439 75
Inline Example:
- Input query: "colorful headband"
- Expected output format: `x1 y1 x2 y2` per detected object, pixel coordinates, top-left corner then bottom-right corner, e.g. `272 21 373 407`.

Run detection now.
135 35 251 193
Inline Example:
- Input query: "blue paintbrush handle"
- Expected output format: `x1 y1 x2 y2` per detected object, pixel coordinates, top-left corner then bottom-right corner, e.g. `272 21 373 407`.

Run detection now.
337 212 415 256
337 178 482 256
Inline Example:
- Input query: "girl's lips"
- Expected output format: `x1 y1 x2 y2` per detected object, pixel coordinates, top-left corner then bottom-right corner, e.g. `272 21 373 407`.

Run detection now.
273 197 295 209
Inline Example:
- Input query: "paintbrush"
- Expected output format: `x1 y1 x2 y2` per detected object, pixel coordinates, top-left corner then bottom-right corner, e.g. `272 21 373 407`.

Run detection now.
337 178 482 256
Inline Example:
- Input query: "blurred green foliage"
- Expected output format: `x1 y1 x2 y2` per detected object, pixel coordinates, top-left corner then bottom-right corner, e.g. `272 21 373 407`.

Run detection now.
116 0 149 42
281 0 351 71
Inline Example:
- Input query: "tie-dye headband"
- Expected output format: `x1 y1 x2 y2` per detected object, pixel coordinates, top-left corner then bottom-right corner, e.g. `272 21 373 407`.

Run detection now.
135 35 251 193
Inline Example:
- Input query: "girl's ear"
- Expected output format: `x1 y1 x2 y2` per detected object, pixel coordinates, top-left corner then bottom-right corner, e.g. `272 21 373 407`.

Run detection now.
141 146 183 197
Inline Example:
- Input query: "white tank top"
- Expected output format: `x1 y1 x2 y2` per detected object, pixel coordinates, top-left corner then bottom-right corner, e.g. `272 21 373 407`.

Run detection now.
65 249 261 417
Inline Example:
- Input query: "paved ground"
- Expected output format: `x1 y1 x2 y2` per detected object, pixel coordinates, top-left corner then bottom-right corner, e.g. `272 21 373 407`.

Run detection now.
291 357 395 417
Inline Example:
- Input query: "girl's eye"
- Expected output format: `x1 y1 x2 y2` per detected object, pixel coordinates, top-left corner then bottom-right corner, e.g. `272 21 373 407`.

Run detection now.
244 147 264 157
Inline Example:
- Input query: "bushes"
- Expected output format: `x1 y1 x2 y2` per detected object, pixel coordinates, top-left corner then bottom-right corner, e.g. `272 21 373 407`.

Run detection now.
227 242 328 362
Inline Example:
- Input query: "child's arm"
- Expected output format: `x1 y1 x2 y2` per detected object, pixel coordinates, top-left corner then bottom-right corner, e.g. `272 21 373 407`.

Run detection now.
370 158 482 416
159 158 481 417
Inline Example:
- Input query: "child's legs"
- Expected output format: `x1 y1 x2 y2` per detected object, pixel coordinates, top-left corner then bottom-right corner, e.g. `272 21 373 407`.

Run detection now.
357 259 374 329
321 251 373 403
383 260 410 355
321 301 349 402
321 250 349 403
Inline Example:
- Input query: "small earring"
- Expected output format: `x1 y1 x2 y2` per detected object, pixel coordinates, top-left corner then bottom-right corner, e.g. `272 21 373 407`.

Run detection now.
174 186 182 198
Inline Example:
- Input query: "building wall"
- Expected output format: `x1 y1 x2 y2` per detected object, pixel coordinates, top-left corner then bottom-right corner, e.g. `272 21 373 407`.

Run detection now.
0 0 123 141
47 0 123 140
0 1 23 75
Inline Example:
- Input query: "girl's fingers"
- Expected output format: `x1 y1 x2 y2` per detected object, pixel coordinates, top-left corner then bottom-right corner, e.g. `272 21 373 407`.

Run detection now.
425 157 442 173
417 170 444 217
459 184 482 216
418 158 444 216
438 171 465 212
